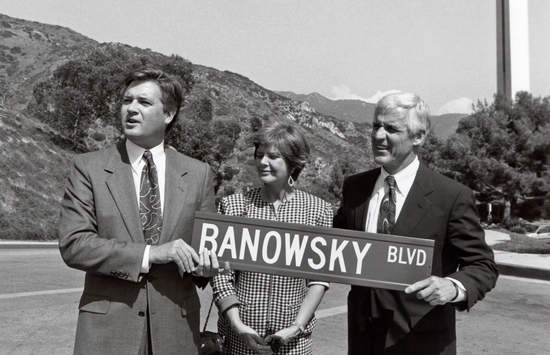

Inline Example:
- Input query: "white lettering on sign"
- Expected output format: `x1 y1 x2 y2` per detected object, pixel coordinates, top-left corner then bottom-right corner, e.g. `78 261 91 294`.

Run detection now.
219 226 237 259
352 241 372 274
388 245 396 262
329 239 348 272
240 228 260 261
262 231 282 264
308 236 327 270
416 249 427 266
285 233 309 267
387 245 427 266
199 223 219 252
199 222 384 275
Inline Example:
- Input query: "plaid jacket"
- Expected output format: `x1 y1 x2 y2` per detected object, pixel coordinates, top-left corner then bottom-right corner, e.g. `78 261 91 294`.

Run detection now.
211 188 332 355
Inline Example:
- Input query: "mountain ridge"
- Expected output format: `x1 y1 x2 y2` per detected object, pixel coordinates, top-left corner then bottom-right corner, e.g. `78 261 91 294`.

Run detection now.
278 90 467 138
277 91 376 123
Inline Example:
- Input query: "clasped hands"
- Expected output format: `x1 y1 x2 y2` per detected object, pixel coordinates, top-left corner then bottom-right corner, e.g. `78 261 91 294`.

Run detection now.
234 322 302 354
149 238 224 277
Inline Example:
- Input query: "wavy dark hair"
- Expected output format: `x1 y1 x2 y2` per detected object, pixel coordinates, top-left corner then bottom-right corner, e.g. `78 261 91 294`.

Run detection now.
120 68 183 132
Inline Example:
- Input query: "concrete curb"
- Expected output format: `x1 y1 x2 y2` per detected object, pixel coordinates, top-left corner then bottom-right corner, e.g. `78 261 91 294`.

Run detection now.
1 241 549 281
497 262 550 281
0 241 58 249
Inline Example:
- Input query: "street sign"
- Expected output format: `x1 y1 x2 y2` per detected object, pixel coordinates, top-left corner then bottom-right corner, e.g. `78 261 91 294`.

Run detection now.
192 212 434 291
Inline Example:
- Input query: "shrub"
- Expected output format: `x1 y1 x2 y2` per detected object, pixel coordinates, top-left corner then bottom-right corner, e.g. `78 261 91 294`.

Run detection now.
28 44 194 151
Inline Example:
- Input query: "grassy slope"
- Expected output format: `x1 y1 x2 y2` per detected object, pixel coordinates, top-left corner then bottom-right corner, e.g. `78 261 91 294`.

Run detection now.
493 232 550 254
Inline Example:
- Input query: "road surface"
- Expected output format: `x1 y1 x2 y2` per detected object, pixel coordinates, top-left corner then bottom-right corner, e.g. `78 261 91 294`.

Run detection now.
0 249 548 354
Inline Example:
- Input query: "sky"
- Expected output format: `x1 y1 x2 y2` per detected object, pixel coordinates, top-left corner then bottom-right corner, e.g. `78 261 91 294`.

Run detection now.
1 0 549 114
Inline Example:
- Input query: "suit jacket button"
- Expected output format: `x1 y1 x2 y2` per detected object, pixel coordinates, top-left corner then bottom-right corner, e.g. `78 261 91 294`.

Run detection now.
138 311 145 317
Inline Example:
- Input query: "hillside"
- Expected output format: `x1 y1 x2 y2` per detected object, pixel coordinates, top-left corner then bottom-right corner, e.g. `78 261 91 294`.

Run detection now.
0 13 98 110
188 66 372 159
0 13 374 240
0 108 72 239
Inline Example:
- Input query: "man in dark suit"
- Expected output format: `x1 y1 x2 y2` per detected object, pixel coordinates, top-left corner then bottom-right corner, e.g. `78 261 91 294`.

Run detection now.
334 92 498 355
58 68 219 355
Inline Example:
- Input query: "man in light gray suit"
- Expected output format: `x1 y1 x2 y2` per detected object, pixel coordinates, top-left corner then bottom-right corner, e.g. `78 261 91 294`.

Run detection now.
59 68 219 355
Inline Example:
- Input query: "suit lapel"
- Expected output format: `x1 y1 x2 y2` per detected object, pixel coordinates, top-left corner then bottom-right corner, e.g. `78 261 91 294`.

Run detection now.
354 169 380 231
160 149 188 244
105 142 144 243
392 163 434 236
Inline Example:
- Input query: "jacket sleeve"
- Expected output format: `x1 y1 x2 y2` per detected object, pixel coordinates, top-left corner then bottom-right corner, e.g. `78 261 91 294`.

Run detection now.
193 163 216 288
446 187 499 310
210 196 241 313
57 156 145 282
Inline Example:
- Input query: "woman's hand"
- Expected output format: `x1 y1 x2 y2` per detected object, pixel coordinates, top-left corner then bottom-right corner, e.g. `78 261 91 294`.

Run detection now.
264 324 301 347
234 323 272 354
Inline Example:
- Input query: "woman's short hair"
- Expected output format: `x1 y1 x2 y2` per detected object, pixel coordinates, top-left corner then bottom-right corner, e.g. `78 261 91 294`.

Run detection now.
121 68 183 132
374 92 431 137
254 121 310 181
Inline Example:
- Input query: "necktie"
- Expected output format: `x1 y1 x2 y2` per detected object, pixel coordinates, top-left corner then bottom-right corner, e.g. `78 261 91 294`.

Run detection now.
377 175 397 234
140 150 162 245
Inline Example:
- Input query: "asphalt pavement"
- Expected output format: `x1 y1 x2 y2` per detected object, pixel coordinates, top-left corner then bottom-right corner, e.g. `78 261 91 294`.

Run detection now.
1 231 549 355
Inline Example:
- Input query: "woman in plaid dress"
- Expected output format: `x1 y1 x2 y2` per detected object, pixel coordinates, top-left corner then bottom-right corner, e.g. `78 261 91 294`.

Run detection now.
212 122 332 354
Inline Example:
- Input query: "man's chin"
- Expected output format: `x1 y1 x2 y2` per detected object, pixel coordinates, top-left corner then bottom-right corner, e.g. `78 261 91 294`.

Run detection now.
124 133 146 145
123 129 143 140
373 156 389 166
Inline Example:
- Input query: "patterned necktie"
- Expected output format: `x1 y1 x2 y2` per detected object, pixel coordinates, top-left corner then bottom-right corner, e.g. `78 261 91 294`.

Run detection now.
377 175 397 234
140 150 162 245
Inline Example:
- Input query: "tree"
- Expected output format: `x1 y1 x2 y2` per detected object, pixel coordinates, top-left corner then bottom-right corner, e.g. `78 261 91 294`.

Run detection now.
28 44 194 151
186 97 213 122
166 97 243 192
328 156 360 203
249 115 263 132
421 92 550 219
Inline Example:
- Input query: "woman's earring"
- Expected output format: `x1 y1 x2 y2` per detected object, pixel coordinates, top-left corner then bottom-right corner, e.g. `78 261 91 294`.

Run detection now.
288 175 295 187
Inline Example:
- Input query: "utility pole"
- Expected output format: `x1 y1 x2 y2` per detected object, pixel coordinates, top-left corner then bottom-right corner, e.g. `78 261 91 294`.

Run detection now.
496 0 530 100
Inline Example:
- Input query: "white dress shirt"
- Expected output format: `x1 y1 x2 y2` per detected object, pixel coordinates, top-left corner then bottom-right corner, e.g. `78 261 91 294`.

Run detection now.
365 156 466 302
126 139 166 273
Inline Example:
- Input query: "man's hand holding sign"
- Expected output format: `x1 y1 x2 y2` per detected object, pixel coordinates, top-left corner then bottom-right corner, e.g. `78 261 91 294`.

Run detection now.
149 239 221 277
405 276 460 306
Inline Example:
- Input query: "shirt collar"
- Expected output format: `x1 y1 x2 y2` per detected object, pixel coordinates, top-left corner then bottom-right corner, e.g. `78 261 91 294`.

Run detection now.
380 156 420 196
125 139 165 172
